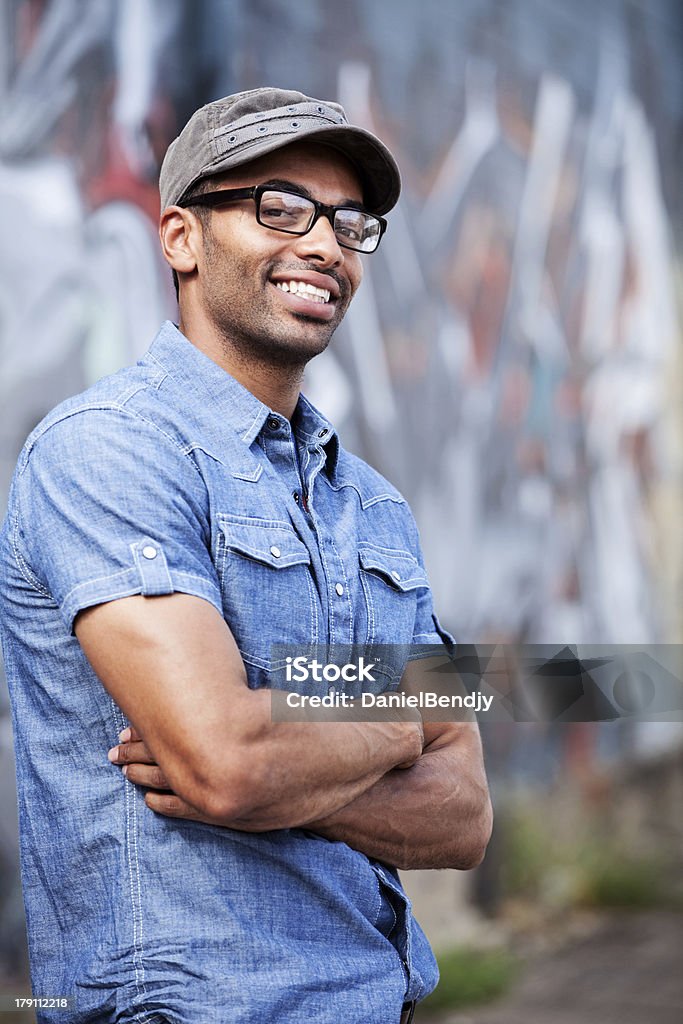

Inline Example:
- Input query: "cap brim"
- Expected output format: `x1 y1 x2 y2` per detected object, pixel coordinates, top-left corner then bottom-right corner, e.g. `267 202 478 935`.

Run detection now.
187 123 400 216
294 125 401 215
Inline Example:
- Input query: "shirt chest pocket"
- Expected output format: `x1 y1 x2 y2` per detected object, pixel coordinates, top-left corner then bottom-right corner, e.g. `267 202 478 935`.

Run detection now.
358 543 429 644
217 515 319 673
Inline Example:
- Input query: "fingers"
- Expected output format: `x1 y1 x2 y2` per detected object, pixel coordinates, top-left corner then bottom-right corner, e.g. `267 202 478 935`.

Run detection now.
108 740 156 766
121 763 170 790
144 791 202 821
117 724 142 743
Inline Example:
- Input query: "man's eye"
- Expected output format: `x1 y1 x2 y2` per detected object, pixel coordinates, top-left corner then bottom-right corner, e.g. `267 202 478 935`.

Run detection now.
336 224 362 241
336 213 368 242
262 204 296 219
260 195 311 225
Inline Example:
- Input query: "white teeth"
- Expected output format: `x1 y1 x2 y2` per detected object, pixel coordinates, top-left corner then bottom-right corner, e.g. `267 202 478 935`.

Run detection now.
275 280 330 303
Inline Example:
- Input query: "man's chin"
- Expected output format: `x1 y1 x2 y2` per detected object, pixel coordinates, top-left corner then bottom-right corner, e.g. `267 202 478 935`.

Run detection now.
258 326 334 368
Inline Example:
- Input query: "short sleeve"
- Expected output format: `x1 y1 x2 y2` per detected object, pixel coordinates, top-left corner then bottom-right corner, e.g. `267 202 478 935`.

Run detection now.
404 509 456 650
413 588 456 649
14 408 222 633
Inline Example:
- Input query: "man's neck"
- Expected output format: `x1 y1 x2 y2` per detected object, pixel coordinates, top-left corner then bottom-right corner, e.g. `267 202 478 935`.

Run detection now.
178 315 304 419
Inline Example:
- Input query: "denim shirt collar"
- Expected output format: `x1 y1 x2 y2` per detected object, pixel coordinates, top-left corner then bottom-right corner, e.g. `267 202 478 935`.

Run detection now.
147 321 339 476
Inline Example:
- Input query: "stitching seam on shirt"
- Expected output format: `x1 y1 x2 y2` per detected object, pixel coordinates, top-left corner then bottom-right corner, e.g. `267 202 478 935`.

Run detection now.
117 381 159 406
63 576 222 629
174 570 222 592
23 405 207 488
242 408 265 443
301 445 311 481
112 698 149 1009
226 543 309 567
132 542 173 594
217 513 294 530
359 542 419 558
239 648 272 670
122 410 205 474
362 568 427 593
382 573 428 587
144 353 171 388
324 478 405 507
323 529 353 645
360 569 376 644
361 493 405 509
303 565 319 644
310 506 336 644
181 441 224 464
63 568 133 604
11 512 51 597
296 394 332 441
128 766 147 1003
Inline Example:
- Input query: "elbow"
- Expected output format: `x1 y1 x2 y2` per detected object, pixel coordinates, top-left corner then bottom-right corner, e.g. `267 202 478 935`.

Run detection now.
187 745 284 827
433 791 493 871
184 757 255 824
196 785 249 825
456 795 494 870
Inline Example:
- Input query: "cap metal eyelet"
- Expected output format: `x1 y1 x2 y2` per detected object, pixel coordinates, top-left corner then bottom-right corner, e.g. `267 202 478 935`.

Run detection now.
317 106 325 113
257 125 267 133
228 134 236 143
290 121 300 128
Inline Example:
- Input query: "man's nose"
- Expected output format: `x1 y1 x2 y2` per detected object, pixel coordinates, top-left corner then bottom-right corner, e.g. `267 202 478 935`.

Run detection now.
292 214 344 266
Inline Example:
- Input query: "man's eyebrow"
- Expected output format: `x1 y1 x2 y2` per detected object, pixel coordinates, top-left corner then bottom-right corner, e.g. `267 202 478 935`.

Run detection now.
259 179 366 210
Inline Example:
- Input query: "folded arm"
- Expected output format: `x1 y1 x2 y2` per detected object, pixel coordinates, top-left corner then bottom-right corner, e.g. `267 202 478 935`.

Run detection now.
308 656 493 868
109 640 493 870
305 720 492 869
77 592 423 830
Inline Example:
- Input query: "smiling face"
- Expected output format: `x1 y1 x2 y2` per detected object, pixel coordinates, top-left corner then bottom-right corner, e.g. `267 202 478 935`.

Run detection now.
178 141 365 370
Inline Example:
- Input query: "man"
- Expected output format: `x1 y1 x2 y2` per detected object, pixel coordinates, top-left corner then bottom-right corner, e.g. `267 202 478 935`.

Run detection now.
0 88 492 1023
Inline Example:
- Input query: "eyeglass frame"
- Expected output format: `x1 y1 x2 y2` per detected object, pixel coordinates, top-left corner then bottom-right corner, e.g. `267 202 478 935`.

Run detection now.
177 184 388 253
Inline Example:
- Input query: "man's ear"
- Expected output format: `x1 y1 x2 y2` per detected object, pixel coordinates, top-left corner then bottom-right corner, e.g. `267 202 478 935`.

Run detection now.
159 207 201 275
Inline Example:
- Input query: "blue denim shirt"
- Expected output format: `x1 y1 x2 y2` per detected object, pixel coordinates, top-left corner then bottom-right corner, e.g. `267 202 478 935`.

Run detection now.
0 322 451 1023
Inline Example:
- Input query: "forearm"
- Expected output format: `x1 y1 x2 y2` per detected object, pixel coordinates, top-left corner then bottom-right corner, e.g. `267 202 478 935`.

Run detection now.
214 699 423 830
304 724 493 870
81 594 422 831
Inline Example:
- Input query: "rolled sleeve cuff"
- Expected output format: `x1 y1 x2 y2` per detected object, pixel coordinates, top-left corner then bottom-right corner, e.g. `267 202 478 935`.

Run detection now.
62 540 222 634
410 613 456 657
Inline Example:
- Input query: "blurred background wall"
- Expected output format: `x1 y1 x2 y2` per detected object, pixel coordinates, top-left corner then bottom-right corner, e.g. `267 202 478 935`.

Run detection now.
1 0 681 1007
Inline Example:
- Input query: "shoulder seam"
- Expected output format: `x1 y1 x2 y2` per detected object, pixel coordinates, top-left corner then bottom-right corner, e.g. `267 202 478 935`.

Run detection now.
20 400 202 478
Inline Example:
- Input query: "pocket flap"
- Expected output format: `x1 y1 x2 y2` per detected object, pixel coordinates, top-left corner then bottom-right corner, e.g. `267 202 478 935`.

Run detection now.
220 518 311 569
358 544 428 592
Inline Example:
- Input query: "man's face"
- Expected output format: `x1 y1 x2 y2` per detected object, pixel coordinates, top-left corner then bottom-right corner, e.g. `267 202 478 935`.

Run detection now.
192 141 364 366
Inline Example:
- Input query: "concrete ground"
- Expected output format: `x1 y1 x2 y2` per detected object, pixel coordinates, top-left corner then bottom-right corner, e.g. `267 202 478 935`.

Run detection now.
423 911 683 1024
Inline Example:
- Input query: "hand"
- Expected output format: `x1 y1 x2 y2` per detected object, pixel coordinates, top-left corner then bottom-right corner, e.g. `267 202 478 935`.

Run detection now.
108 726 217 824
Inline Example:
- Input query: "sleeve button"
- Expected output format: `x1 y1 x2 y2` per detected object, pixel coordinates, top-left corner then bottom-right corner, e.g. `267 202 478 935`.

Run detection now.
142 546 158 560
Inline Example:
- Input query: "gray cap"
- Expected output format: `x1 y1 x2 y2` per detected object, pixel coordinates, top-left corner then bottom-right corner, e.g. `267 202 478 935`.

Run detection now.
159 87 401 216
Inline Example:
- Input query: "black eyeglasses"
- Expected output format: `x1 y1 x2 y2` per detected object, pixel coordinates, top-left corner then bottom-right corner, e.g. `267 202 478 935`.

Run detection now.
179 185 387 253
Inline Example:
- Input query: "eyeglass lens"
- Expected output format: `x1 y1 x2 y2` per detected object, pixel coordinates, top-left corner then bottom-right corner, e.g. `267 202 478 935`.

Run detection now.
258 190 381 253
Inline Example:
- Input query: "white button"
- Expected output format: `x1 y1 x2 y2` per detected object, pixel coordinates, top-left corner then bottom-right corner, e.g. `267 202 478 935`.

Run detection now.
270 546 281 558
335 583 344 596
142 546 157 560
391 570 401 581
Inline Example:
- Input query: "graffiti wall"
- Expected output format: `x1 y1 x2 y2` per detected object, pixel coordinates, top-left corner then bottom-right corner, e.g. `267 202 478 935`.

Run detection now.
1 0 680 644
0 0 681 973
